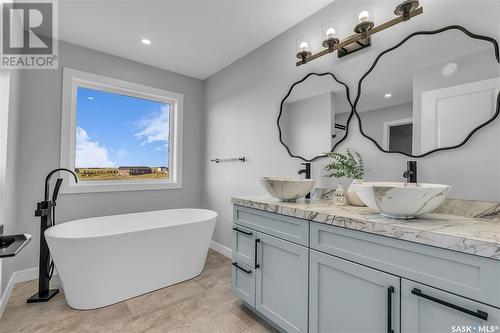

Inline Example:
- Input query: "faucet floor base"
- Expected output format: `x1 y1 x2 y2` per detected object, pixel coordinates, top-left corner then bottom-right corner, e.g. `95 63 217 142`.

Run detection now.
27 289 59 303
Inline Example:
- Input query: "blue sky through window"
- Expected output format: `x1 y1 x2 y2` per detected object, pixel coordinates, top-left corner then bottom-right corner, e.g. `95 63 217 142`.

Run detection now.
75 87 170 168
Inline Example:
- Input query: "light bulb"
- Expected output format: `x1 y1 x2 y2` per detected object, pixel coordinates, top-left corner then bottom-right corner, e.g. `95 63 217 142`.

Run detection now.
299 41 309 53
325 27 336 39
141 38 152 45
358 10 370 22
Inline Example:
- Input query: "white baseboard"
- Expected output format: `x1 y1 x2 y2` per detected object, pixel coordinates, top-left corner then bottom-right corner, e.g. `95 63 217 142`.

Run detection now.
210 240 232 258
13 267 38 284
0 267 38 318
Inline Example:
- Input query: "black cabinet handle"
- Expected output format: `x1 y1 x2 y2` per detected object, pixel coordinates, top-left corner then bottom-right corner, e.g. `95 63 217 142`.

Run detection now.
387 286 394 333
232 262 252 274
255 238 260 268
411 288 488 321
232 227 253 236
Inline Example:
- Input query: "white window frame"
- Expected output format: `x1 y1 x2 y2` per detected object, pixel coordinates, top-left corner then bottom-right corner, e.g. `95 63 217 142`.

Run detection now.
60 68 183 193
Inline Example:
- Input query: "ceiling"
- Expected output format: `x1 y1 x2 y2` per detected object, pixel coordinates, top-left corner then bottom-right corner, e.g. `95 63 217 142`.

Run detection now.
58 0 332 79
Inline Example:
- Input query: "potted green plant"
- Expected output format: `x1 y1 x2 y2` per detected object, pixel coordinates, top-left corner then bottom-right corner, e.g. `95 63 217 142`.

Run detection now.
324 149 365 206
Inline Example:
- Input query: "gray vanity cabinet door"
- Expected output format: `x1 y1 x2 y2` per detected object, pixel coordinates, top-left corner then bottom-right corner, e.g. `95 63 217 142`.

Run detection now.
401 279 500 333
255 232 308 333
309 250 400 333
232 224 256 267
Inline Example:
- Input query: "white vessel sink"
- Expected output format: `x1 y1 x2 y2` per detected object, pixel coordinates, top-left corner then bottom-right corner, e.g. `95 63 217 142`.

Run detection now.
353 182 451 219
261 177 315 201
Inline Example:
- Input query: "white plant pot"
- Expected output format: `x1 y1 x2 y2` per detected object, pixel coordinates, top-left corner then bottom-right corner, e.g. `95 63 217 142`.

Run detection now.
346 179 366 206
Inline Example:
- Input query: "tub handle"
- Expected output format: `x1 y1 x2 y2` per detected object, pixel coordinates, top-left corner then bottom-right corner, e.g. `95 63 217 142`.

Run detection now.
232 227 253 236
232 262 252 275
254 238 260 268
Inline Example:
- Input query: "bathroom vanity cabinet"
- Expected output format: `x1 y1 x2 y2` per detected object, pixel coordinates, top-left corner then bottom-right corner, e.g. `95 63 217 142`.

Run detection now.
232 208 309 332
231 203 500 333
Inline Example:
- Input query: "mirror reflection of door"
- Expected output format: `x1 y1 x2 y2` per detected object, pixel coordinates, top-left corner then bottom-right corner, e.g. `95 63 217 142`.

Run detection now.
384 118 413 155
420 78 499 152
356 29 500 157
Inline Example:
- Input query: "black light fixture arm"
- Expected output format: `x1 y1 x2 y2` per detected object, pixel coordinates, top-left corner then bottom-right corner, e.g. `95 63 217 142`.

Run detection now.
296 2 424 66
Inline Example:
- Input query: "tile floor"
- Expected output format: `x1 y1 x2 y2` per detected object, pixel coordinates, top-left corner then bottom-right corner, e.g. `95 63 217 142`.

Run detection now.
0 250 278 333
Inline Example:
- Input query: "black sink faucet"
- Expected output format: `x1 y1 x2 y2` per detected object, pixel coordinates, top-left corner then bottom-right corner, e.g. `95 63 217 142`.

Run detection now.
403 161 417 185
298 162 311 179
298 163 311 199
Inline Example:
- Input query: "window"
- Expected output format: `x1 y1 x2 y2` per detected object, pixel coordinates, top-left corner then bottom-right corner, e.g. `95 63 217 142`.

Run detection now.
60 68 183 193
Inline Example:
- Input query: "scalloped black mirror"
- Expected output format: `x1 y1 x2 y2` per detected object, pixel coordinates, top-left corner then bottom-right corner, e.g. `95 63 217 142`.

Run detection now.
354 26 500 158
278 72 353 162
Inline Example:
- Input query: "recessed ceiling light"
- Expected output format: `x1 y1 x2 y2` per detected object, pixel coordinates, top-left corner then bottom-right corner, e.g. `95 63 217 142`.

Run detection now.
442 62 458 77
141 38 151 45
385 93 392 98
88 97 94 100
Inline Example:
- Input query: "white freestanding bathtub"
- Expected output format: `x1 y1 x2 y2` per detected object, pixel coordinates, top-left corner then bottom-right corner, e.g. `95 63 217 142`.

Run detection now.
45 209 217 310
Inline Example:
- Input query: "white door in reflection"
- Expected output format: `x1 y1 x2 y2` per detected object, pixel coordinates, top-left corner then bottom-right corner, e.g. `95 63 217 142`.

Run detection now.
420 78 499 153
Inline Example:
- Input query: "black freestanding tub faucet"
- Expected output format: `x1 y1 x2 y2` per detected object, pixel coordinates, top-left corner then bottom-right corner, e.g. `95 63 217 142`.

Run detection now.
27 168 78 303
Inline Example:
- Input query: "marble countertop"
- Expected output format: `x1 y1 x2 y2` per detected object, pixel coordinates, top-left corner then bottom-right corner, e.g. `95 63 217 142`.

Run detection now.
232 195 500 261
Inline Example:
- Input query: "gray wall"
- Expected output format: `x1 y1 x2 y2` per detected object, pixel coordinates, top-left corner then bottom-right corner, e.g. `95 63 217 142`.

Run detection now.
1 70 22 294
4 41 205 290
204 1 500 250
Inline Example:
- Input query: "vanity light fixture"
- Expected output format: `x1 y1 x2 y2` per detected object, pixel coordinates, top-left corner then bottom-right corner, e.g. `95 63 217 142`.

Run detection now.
296 0 423 66
322 27 339 49
296 34 313 63
354 10 374 33
297 41 312 60
384 93 392 98
141 38 152 45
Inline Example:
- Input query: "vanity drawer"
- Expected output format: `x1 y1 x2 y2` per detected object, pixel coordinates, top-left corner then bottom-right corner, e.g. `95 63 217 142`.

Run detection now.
310 221 500 308
232 261 255 307
233 206 309 246
402 280 500 332
232 224 256 267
